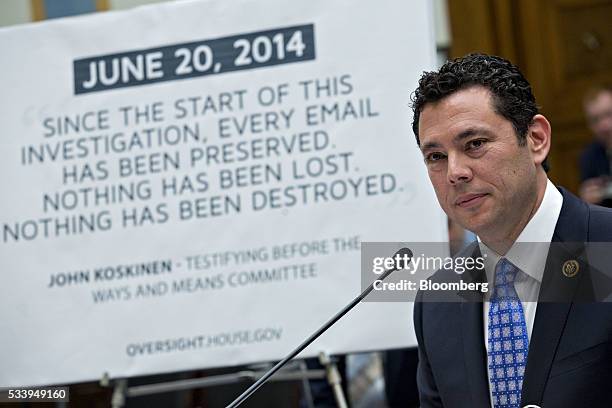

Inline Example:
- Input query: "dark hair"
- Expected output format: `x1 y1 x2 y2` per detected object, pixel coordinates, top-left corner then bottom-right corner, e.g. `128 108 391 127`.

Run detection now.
411 53 548 171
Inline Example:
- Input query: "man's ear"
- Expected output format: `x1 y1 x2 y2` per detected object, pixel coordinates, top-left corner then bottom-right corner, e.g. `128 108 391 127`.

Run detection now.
527 114 551 167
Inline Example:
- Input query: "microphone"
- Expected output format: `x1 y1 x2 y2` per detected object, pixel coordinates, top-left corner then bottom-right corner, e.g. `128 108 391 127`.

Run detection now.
226 247 413 408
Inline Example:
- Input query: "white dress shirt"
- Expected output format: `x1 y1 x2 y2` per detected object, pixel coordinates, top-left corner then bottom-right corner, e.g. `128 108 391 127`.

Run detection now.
478 179 563 405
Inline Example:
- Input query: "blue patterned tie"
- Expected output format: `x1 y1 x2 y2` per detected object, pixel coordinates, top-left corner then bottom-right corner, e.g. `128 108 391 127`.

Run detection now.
487 258 529 408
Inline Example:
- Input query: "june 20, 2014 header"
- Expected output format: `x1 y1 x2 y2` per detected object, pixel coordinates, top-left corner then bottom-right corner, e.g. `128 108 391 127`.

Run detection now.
73 24 315 94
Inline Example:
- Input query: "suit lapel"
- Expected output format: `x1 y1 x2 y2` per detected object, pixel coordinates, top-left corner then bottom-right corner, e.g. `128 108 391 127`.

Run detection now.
521 188 589 406
458 244 491 407
520 260 578 404
461 300 491 407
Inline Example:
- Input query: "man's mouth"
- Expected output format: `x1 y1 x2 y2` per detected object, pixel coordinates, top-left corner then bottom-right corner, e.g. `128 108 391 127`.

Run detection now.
455 193 487 208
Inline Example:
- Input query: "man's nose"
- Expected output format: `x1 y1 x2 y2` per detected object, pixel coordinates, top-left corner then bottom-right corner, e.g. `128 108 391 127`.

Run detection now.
447 154 472 185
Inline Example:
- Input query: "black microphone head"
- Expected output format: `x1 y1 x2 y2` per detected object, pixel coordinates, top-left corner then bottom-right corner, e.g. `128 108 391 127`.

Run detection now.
394 247 413 259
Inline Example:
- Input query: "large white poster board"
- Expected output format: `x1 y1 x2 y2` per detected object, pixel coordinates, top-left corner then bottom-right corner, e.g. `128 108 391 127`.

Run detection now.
0 0 446 387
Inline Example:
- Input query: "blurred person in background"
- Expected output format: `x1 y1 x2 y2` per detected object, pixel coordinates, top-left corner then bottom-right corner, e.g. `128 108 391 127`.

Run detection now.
579 85 612 207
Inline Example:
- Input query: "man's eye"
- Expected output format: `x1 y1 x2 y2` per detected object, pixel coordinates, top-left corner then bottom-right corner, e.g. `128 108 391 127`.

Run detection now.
467 139 485 150
426 152 446 162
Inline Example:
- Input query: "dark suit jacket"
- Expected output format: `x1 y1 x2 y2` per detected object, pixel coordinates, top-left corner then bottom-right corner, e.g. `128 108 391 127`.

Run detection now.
579 141 612 208
579 141 610 182
414 188 612 407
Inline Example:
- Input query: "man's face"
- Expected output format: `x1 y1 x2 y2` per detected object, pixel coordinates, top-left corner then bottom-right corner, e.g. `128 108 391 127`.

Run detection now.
585 90 612 146
418 86 539 237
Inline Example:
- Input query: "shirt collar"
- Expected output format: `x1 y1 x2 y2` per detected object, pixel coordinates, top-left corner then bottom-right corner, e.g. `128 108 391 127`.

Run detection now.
478 179 563 283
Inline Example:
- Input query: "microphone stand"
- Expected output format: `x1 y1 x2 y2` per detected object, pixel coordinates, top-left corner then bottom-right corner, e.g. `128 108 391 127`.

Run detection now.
226 248 412 408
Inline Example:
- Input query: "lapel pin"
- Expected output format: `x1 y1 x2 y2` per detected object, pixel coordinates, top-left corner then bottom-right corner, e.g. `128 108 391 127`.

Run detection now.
562 260 579 278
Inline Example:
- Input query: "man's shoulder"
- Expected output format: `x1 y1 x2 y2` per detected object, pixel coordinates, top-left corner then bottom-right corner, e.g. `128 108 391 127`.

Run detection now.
425 241 480 282
587 203 612 241
557 186 612 241
416 241 484 303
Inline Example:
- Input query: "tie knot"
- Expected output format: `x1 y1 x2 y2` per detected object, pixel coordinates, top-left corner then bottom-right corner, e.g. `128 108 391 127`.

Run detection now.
494 258 518 288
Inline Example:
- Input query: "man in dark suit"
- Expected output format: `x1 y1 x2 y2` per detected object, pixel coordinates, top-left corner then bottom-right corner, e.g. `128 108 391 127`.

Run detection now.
579 85 612 207
411 54 612 407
